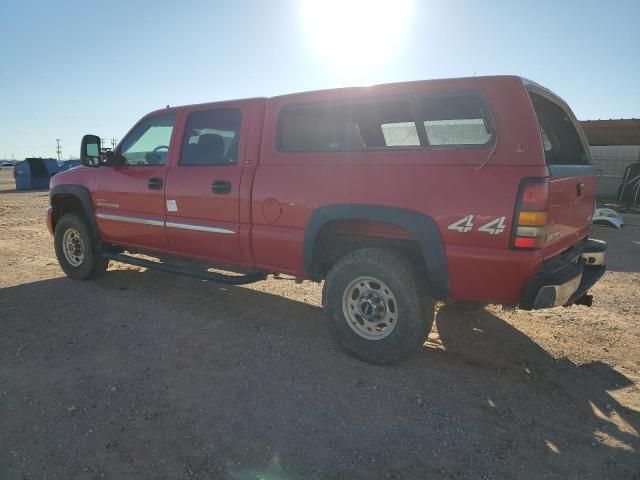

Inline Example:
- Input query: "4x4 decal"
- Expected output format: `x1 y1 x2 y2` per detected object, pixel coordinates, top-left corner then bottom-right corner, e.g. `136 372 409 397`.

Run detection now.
478 216 507 235
448 215 507 235
447 215 474 233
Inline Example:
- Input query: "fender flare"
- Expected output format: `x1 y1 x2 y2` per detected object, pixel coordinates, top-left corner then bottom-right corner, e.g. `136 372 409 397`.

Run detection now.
50 185 100 241
303 204 450 300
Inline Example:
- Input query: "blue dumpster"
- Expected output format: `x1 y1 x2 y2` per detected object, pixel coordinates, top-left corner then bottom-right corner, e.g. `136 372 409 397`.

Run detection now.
14 158 61 190
58 160 82 172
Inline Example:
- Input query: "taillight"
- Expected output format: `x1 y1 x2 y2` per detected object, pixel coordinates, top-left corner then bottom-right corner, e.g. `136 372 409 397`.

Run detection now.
511 177 549 249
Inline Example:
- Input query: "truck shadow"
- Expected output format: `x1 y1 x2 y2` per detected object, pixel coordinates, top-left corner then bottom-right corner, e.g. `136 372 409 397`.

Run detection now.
430 303 639 464
1 270 638 478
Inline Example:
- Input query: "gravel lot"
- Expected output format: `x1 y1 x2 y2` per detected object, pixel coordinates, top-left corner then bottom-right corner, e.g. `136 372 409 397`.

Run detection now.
1 169 639 479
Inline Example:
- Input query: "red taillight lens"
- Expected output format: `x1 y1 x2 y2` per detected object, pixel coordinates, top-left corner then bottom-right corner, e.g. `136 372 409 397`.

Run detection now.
519 178 549 211
511 177 549 250
514 237 540 249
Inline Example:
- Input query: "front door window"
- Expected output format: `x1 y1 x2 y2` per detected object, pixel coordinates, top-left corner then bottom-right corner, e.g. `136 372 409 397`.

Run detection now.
119 113 176 166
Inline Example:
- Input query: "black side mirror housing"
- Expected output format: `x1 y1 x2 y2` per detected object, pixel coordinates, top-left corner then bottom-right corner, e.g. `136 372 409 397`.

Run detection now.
80 134 101 167
103 150 126 167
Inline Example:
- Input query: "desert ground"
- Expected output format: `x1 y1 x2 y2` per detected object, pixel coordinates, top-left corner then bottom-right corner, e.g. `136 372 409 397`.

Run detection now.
1 169 639 479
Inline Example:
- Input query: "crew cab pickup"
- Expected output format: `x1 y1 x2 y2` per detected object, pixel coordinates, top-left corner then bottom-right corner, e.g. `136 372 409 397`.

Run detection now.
48 76 606 364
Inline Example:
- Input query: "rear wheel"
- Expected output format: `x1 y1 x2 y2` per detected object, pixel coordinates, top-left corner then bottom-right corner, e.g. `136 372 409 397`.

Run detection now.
54 213 108 280
322 248 434 364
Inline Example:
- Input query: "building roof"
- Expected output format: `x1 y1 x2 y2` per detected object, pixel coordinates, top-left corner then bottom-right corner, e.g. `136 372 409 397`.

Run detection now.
580 119 640 146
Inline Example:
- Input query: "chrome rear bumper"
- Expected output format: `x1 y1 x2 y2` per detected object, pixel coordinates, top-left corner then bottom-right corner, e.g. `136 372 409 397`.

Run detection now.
520 238 607 310
532 273 583 309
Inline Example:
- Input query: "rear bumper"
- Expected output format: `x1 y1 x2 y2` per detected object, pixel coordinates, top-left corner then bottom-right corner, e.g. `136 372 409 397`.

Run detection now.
519 239 607 310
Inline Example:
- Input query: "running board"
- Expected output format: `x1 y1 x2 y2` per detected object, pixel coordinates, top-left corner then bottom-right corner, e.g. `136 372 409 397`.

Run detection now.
103 252 267 285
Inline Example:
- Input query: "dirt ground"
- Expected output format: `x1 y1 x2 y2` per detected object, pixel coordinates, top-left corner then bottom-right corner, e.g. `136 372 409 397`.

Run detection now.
1 169 639 480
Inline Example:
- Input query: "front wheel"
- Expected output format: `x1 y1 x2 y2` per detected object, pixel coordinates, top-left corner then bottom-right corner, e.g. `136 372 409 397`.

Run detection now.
322 248 434 364
54 213 108 280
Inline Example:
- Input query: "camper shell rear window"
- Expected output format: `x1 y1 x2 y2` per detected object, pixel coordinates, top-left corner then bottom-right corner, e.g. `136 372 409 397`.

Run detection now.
529 92 589 165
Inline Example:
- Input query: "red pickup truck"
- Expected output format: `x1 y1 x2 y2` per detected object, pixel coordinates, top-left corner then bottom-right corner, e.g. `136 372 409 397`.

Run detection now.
48 76 606 363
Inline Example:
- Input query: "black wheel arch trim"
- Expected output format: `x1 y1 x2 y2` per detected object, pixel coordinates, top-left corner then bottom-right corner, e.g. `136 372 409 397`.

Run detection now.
303 204 450 300
50 185 100 242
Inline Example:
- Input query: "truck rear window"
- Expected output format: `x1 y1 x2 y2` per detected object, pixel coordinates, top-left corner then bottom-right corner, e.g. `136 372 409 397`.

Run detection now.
529 92 589 165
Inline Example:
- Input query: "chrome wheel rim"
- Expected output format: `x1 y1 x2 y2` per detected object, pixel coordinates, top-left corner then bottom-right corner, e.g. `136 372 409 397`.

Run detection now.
342 276 398 340
62 228 85 267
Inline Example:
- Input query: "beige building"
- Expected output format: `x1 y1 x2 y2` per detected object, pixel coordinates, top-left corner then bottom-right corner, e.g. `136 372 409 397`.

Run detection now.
580 119 640 198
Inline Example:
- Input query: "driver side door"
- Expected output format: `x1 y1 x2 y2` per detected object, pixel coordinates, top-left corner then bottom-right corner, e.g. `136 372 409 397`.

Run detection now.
94 113 177 251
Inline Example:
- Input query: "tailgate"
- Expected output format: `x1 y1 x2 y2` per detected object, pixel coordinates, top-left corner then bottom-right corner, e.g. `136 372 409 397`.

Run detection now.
528 89 596 258
546 166 596 254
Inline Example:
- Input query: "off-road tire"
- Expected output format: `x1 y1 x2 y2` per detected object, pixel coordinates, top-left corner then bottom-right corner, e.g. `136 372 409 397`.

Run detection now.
322 248 434 364
54 213 108 280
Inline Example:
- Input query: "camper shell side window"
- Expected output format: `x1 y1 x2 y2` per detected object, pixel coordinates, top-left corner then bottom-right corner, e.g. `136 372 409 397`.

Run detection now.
276 92 495 153
277 97 419 152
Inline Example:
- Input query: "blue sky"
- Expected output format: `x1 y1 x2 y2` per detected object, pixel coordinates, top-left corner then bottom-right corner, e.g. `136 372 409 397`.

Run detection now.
0 0 638 159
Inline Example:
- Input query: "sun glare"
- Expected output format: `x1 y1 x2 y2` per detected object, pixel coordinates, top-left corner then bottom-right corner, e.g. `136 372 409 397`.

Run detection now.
300 0 414 77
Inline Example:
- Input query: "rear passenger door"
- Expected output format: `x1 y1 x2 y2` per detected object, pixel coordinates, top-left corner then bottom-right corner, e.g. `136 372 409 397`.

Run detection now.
163 106 246 264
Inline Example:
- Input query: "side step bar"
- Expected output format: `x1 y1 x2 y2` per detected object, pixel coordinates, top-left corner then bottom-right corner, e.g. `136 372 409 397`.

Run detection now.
103 252 267 285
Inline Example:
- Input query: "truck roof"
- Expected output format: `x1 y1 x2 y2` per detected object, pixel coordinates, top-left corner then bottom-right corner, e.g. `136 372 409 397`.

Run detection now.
270 75 528 101
147 75 530 116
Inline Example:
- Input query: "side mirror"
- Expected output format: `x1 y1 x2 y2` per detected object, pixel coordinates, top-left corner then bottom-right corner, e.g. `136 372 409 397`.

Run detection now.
80 134 101 167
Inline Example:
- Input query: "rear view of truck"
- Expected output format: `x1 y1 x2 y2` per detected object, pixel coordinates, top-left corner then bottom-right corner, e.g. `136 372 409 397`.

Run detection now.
517 81 606 309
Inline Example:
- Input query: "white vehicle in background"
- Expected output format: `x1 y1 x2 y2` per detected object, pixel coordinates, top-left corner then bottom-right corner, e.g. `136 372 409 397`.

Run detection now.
0 162 15 169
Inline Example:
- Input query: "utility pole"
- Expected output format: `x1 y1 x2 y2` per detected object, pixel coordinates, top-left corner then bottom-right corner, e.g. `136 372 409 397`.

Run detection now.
111 138 118 149
56 139 62 161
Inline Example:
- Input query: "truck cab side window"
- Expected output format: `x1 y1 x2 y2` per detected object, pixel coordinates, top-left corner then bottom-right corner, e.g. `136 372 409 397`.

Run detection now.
119 113 176 166
180 108 242 166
